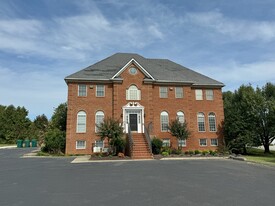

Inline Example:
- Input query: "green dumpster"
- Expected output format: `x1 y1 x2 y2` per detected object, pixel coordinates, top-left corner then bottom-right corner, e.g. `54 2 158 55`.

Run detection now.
31 139 37 147
17 140 23 148
24 139 30 147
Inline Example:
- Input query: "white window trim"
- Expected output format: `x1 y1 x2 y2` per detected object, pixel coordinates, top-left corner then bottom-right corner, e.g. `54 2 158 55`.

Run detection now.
95 111 104 133
206 89 214 100
211 139 218 146
76 140 86 149
160 111 169 132
76 111 86 133
162 138 171 147
195 89 203 100
78 84 87 97
197 112 206 132
96 85 105 97
178 139 186 147
208 113 217 132
159 87 168 98
126 85 141 100
199 138 207 147
175 87 183 98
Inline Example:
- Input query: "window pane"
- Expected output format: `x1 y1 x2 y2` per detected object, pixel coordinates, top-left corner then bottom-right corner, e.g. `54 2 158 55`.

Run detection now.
76 140 86 149
197 113 205 131
200 139 207 146
178 139 186 147
95 140 104 148
161 112 169 131
96 85 105 97
195 89 203 100
175 87 183 98
177 111 184 124
77 111 86 133
95 111 104 132
206 90 214 100
208 113 216 131
78 85 87 96
160 87 168 98
126 85 140 100
162 139 170 147
211 139 218 146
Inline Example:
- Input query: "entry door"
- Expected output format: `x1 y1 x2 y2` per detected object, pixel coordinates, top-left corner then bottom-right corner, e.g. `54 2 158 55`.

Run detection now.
129 114 138 131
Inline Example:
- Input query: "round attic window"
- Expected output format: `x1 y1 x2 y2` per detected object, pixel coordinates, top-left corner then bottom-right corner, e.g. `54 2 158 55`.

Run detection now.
129 67 137 75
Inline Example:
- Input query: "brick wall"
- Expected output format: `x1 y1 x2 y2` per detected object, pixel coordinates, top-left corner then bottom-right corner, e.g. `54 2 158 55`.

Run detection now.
65 63 224 154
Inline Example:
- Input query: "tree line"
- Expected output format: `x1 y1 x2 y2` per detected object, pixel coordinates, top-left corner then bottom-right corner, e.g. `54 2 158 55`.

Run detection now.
0 82 274 155
0 103 67 154
223 82 275 154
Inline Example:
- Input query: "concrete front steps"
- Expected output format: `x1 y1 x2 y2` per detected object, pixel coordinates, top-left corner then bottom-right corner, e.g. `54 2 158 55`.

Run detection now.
131 133 153 159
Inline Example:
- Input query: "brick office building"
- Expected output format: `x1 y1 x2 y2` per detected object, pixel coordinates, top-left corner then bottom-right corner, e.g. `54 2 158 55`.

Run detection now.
65 53 224 158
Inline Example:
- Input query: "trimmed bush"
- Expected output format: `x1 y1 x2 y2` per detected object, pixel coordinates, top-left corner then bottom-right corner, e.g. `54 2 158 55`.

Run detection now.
202 150 208 156
42 128 65 154
151 137 163 154
161 151 169 156
188 150 194 155
194 150 201 155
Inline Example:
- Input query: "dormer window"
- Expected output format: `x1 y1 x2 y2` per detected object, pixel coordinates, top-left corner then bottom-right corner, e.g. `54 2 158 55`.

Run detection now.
126 85 141 100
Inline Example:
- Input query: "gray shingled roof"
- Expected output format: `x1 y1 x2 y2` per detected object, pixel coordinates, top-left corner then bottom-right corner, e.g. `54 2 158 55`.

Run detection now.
65 53 224 87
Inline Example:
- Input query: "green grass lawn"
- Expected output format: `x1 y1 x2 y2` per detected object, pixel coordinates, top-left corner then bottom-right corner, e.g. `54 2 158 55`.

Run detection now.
0 144 16 147
244 148 275 166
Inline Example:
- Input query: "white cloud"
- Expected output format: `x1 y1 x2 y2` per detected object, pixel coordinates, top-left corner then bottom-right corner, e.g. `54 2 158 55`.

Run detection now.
0 66 67 119
197 60 275 91
184 11 275 42
0 11 164 61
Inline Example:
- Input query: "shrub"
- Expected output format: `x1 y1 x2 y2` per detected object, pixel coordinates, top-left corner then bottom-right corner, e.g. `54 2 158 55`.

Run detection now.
188 150 194 155
151 137 163 154
162 146 172 155
171 148 182 155
184 151 189 155
194 150 201 155
202 150 208 156
42 128 65 154
161 151 169 156
110 137 126 155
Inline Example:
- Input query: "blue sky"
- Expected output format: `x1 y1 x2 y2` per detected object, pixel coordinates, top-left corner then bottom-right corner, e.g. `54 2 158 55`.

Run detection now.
1 0 275 120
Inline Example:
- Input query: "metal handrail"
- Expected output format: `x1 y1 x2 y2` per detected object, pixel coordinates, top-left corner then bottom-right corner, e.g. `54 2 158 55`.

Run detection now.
127 124 134 156
144 122 152 154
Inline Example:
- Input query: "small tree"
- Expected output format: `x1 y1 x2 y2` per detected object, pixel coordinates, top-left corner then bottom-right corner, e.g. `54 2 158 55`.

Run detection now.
43 128 66 154
96 117 124 155
168 119 191 146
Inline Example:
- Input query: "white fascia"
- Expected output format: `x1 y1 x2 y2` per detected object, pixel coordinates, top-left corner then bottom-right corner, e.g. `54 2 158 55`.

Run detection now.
111 58 155 80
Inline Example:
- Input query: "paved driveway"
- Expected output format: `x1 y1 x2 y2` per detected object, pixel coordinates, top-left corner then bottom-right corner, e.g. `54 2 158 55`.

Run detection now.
1 148 275 206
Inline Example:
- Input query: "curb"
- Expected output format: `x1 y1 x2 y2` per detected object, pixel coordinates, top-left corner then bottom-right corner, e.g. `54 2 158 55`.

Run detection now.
228 155 246 161
71 156 155 163
0 145 17 149
160 157 227 160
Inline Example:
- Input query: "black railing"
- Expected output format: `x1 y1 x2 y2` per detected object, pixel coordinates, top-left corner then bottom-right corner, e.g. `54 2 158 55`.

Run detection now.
144 122 152 154
127 124 134 157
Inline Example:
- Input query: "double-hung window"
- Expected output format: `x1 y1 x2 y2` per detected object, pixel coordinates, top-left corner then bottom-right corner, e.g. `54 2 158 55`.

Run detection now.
206 90 214 100
77 111 86 133
162 138 170 147
126 85 141 100
197 112 205 132
199 139 207 146
195 89 203 100
175 87 183 98
178 139 186 147
160 111 169 132
160 87 168 98
211 139 218 146
76 140 86 149
78 84 87 96
177 111 185 124
208 113 217 132
95 111 104 133
96 85 105 97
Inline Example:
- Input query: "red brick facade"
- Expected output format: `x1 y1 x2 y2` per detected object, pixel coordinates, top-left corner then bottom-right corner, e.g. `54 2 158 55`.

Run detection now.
65 60 224 155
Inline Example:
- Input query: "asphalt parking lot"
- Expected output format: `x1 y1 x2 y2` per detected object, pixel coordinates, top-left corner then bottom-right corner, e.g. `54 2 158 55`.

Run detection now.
1 148 275 206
